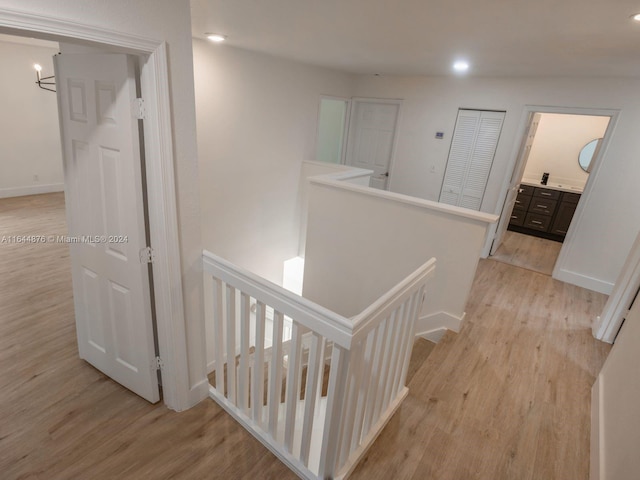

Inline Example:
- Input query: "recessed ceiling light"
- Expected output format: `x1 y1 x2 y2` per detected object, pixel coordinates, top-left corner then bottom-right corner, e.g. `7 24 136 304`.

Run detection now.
453 60 470 73
206 33 227 43
631 13 640 21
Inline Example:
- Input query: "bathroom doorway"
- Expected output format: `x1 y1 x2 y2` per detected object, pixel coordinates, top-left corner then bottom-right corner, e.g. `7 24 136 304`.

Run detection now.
491 111 611 275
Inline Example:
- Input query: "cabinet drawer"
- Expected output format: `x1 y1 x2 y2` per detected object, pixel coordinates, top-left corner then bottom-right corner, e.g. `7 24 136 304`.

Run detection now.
561 192 581 204
509 211 525 226
524 213 551 232
529 198 557 216
513 193 531 212
533 187 560 200
518 184 534 196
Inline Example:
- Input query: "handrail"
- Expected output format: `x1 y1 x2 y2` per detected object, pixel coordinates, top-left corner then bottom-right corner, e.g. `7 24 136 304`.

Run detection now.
309 174 499 224
203 249 437 480
203 249 355 348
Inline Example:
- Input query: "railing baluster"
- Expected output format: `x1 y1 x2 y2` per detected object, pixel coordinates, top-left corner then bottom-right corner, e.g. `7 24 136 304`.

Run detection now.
390 296 413 399
319 345 350 479
316 337 327 407
238 292 250 413
300 332 322 466
284 323 303 453
398 287 426 389
351 327 376 451
362 317 387 435
225 285 237 404
372 311 396 420
338 339 364 468
268 310 284 439
382 303 405 409
252 301 266 427
213 278 225 396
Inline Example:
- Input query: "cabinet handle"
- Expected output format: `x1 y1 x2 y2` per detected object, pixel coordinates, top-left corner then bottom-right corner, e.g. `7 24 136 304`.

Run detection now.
536 204 547 208
540 192 552 196
531 220 543 225
518 188 524 193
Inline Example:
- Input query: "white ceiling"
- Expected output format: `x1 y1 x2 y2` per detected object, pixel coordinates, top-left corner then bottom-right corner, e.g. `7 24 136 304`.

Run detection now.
191 0 640 77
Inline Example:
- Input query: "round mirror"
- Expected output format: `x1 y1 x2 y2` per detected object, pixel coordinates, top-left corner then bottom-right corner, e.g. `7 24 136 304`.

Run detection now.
578 138 600 173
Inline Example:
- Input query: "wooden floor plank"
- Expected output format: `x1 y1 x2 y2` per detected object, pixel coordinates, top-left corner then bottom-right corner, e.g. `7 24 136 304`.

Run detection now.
0 194 610 480
491 231 562 275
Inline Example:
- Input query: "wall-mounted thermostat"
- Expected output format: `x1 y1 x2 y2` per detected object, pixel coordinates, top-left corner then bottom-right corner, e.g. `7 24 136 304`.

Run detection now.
435 132 444 139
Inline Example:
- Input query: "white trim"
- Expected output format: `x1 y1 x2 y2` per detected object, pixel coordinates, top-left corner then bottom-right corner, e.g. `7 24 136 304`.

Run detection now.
310 175 499 225
592 231 640 343
590 375 603 480
0 183 64 198
417 327 448 343
0 7 194 411
415 311 465 339
553 269 614 295
314 95 351 165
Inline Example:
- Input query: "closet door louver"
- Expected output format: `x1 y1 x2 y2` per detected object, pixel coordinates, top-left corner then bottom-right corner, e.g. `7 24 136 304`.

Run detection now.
439 109 505 210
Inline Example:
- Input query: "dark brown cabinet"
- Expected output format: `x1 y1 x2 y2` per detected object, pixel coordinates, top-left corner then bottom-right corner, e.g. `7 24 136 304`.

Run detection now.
509 184 580 241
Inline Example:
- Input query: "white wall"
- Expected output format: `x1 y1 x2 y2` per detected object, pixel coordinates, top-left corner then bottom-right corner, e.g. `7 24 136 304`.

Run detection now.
297 161 371 257
0 39 63 198
303 177 497 338
193 41 356 284
523 113 610 190
0 0 206 408
353 75 640 294
591 294 640 480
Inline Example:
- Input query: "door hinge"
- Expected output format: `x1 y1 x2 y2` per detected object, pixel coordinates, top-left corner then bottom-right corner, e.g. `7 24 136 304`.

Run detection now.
154 356 164 371
139 246 155 264
133 98 146 120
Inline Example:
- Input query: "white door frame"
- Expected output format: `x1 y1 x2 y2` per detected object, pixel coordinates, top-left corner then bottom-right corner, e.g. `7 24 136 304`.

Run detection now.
0 8 190 411
315 95 351 165
346 97 403 190
593 231 640 343
484 105 619 279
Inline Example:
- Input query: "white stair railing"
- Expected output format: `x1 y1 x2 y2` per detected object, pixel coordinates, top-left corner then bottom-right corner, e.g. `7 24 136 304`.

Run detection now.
203 250 435 479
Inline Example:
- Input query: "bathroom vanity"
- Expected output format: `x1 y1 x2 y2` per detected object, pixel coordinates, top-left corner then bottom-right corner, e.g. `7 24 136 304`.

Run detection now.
508 182 582 241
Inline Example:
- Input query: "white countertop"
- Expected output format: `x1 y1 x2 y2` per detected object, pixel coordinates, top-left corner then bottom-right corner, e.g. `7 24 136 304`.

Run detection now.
520 180 583 194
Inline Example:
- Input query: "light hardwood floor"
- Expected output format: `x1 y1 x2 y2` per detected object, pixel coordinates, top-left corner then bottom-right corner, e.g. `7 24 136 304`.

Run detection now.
1 194 610 480
491 231 562 275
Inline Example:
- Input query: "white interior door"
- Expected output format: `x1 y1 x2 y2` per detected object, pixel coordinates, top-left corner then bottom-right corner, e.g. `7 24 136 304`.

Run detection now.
345 99 400 189
439 109 505 210
490 112 540 255
54 53 160 403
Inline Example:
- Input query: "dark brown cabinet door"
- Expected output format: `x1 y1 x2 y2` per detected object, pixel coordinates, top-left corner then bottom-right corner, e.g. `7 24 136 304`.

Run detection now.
551 201 578 235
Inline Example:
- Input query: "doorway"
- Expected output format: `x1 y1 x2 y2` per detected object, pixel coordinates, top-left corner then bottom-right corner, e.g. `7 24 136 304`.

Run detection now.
345 98 401 190
0 10 188 410
491 110 612 275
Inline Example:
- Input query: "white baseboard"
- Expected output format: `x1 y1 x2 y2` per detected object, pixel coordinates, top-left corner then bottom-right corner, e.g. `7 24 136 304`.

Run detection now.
187 378 210 410
417 328 448 343
0 183 64 199
415 311 464 343
553 268 614 295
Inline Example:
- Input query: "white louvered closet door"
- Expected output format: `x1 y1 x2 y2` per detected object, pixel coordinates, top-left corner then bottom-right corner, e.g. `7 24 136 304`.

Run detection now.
439 109 505 210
